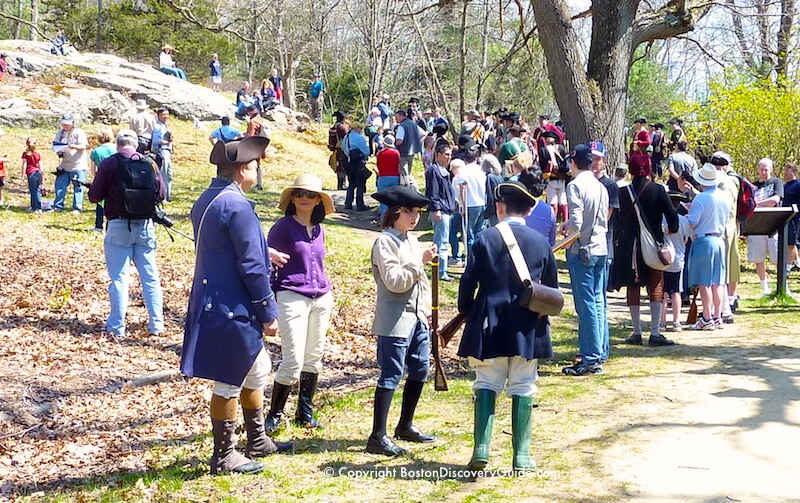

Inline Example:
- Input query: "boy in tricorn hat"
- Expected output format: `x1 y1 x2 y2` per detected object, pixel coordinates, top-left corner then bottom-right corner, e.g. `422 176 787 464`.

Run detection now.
181 136 292 475
457 181 558 473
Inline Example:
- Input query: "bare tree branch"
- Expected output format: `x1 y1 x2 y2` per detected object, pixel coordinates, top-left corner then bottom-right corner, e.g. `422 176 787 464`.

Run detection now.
675 35 728 67
0 10 49 40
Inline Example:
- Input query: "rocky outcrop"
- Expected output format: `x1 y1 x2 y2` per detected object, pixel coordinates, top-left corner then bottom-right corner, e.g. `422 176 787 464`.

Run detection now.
0 40 310 130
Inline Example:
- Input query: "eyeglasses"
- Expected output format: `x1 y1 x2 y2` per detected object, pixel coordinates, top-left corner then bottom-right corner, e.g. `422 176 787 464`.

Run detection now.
292 189 319 199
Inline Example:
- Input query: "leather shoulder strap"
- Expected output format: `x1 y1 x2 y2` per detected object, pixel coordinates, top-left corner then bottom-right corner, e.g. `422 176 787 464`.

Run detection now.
496 221 532 284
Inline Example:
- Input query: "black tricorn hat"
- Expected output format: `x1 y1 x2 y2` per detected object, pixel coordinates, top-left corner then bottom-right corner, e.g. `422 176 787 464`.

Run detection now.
507 111 520 121
432 123 448 135
371 185 429 208
333 110 347 121
408 97 420 103
210 136 270 167
495 106 508 115
494 181 537 206
540 130 560 140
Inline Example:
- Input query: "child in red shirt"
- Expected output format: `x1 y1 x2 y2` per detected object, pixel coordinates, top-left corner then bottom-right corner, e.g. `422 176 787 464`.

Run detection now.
21 137 44 212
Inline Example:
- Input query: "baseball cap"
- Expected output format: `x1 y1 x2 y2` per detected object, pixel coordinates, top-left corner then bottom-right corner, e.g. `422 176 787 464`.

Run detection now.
570 144 593 167
588 141 605 158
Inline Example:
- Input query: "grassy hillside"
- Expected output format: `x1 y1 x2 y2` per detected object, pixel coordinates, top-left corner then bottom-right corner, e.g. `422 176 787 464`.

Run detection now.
1 116 798 502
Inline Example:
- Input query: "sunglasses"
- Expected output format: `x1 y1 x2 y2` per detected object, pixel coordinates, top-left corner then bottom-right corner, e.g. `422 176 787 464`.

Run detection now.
291 189 319 199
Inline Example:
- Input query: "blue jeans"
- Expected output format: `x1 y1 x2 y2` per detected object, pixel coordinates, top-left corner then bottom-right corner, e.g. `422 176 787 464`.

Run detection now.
376 175 401 218
344 161 366 209
53 170 86 211
104 219 164 336
376 319 430 389
160 67 187 80
466 205 486 251
567 251 608 365
602 259 612 361
157 150 173 201
450 212 464 260
27 171 42 210
430 212 451 278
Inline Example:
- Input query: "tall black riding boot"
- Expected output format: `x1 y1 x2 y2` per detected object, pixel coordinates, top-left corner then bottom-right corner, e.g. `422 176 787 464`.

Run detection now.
366 387 405 456
294 371 322 429
394 379 435 442
265 381 292 434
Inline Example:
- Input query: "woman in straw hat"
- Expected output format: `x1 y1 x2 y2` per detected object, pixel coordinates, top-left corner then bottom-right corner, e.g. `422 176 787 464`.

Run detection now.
684 163 732 330
159 44 187 81
264 174 335 434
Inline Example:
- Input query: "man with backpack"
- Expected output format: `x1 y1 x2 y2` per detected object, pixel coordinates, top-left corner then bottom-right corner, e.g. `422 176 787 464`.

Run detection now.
88 129 166 339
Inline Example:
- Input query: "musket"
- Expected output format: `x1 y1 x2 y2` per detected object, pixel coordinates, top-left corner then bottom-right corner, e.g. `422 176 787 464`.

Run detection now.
439 232 579 348
431 255 449 391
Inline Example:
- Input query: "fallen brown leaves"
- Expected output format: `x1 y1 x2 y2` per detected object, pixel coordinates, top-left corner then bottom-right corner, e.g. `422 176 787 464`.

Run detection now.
0 217 382 498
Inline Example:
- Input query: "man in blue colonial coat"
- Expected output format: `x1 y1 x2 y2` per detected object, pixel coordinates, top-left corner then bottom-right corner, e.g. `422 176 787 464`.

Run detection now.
181 136 291 475
457 181 558 473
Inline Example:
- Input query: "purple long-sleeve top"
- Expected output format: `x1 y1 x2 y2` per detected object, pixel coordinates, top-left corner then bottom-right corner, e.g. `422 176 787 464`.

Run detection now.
267 216 331 298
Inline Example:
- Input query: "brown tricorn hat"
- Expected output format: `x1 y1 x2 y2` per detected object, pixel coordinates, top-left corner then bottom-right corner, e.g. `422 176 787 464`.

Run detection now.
209 136 270 167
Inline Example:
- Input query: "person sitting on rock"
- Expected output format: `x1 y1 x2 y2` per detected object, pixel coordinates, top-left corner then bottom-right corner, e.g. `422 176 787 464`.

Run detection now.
259 79 278 112
159 45 187 81
51 30 69 56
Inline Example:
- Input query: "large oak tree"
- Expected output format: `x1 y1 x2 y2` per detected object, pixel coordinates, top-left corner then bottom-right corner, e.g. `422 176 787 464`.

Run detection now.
530 0 711 167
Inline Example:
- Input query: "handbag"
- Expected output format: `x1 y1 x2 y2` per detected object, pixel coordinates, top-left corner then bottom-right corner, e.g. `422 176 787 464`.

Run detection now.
626 185 675 270
496 222 563 316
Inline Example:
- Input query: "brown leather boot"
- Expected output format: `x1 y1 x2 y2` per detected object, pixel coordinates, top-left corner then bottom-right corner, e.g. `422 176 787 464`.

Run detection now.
210 418 264 475
242 407 293 458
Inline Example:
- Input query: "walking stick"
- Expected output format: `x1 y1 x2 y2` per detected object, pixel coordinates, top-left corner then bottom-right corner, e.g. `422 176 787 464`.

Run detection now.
431 255 449 391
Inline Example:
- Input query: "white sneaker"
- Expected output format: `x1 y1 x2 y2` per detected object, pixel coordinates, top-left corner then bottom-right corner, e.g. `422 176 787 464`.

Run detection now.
690 317 715 331
673 322 683 332
713 318 723 329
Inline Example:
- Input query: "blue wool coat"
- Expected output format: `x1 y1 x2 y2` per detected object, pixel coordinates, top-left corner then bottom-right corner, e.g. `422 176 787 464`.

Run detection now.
180 179 279 386
457 219 558 360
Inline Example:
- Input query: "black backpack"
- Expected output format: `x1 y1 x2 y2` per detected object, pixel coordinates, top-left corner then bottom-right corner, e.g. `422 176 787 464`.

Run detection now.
114 153 159 220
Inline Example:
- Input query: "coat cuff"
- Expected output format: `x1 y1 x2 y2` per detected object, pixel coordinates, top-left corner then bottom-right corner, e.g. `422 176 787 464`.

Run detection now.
251 294 279 324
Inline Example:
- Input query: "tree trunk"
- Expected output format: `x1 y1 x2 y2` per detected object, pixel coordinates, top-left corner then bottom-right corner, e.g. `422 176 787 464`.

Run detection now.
284 54 300 111
530 0 597 145
30 0 38 41
14 0 22 39
531 0 708 169
458 0 468 121
776 0 795 80
474 0 491 108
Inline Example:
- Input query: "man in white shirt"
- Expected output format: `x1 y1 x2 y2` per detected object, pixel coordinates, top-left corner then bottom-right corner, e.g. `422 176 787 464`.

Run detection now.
452 144 487 254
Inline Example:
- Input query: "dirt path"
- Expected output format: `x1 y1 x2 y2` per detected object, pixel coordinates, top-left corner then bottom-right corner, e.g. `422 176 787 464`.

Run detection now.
602 293 800 502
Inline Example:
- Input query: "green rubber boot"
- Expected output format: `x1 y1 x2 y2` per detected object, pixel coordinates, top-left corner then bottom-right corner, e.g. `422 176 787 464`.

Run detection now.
467 389 496 471
511 396 536 472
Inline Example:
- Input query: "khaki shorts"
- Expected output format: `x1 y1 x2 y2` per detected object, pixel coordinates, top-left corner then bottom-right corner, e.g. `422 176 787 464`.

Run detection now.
546 179 566 206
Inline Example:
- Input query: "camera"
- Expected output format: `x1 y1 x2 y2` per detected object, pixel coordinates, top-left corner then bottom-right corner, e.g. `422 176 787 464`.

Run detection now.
153 208 174 228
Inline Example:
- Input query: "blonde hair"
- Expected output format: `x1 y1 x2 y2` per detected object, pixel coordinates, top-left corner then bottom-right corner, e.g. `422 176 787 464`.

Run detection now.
25 137 37 151
260 78 273 90
96 127 114 144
